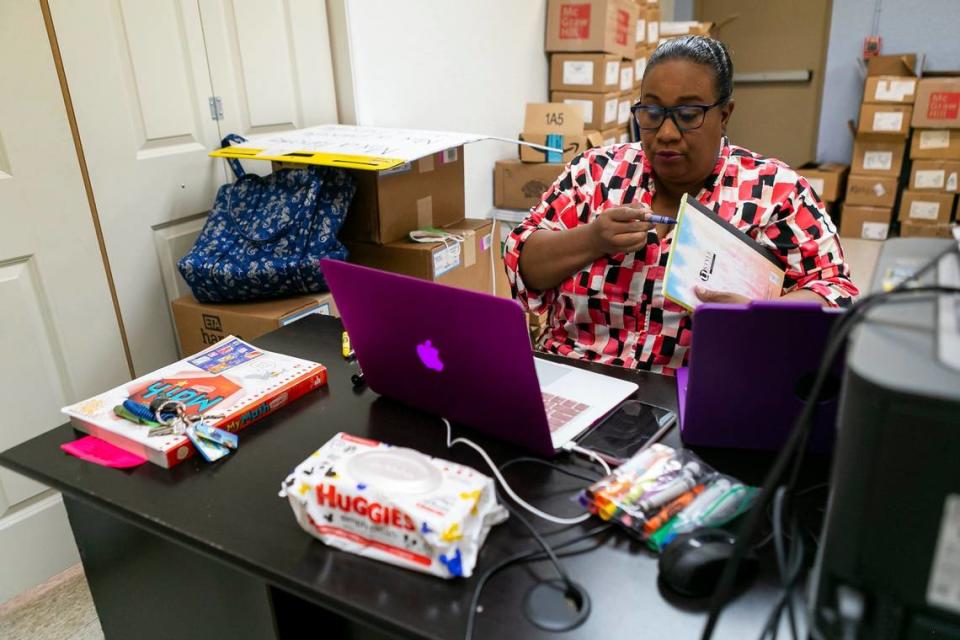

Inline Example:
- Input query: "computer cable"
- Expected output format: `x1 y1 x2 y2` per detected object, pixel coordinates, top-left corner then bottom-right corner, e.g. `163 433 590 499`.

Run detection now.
498 456 603 485
463 523 614 640
701 241 960 640
440 417 596 525
562 441 613 475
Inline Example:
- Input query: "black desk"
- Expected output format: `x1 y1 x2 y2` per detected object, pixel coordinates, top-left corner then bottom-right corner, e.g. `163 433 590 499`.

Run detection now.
0 316 792 639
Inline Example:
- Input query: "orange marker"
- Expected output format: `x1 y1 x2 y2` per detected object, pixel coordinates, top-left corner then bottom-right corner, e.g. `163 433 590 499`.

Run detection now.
642 484 705 536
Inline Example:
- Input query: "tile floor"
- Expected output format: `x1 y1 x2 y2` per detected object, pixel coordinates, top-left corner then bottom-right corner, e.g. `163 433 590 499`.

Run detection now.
0 237 881 640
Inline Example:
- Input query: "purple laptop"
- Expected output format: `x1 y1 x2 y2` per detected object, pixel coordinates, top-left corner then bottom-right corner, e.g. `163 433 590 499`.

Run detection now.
321 259 638 458
677 301 844 452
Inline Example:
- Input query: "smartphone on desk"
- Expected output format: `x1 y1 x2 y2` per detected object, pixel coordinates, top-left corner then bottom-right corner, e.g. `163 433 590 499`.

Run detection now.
577 400 676 464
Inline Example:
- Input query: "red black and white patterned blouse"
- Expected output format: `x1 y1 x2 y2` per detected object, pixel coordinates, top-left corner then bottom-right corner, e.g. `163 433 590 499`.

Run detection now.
503 139 859 376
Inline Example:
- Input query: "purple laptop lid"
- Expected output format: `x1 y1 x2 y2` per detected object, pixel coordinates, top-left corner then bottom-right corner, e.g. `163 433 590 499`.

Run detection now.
677 301 844 452
320 258 556 457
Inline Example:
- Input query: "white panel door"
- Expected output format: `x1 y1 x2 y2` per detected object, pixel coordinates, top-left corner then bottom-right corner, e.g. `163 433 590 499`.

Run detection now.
200 0 339 160
0 0 129 603
48 0 227 375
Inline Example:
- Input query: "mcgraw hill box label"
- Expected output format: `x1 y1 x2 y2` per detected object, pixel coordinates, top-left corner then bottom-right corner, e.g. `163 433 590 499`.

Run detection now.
912 78 960 129
546 0 639 59
549 53 622 93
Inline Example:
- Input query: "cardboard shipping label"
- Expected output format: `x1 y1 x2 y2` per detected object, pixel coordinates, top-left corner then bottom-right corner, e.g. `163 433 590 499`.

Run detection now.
927 92 960 120
618 98 631 125
636 18 646 44
559 4 592 40
635 57 647 81
916 170 946 189
647 21 659 44
604 98 618 125
920 130 951 150
605 61 620 85
909 200 941 220
862 222 890 240
432 242 461 277
620 66 634 91
563 60 594 85
807 178 825 196
873 111 904 132
948 172 958 191
564 99 594 126
863 151 893 171
875 79 916 102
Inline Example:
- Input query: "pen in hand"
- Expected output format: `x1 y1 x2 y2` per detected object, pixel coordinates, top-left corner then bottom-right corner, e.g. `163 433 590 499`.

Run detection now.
647 214 677 225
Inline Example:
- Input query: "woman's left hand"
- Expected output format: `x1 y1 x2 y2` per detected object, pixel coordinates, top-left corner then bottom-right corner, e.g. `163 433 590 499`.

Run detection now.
694 286 750 305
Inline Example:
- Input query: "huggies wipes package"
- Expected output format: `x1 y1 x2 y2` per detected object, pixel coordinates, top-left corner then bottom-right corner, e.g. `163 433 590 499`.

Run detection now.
280 433 508 579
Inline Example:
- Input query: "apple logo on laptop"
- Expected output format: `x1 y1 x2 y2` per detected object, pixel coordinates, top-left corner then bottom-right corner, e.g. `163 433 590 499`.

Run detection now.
416 340 444 372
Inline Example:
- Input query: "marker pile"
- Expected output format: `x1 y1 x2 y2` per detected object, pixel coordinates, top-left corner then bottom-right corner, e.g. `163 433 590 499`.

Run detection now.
580 444 757 551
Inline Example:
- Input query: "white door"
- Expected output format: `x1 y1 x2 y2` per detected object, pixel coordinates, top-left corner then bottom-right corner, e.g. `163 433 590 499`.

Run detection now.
50 0 340 376
48 0 229 376
0 0 130 604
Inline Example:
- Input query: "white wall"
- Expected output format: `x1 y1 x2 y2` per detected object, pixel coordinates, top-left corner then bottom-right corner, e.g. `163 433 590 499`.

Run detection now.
816 0 960 163
338 0 550 218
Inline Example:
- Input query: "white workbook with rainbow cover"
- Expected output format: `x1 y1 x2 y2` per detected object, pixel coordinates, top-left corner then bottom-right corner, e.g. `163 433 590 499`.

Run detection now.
663 194 786 311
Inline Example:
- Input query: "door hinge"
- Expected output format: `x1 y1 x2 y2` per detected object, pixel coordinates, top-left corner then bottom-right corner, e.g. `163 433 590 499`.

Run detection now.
208 96 224 121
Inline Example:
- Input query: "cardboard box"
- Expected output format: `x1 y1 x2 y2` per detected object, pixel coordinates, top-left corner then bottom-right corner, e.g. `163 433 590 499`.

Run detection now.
171 293 337 357
545 0 639 59
910 160 960 192
345 218 494 294
617 91 636 127
839 205 891 241
549 53 622 93
494 160 565 210
898 189 956 225
911 129 960 160
863 76 917 104
851 135 906 177
601 126 620 146
492 219 512 299
658 21 714 38
644 6 661 44
519 103 586 163
866 54 917 78
844 174 898 207
633 45 652 86
857 104 912 137
550 91 620 131
797 162 849 202
912 78 960 129
900 222 956 238
339 147 464 245
617 127 631 144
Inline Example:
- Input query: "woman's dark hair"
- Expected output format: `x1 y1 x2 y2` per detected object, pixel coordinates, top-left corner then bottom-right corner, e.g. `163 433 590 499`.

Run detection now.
645 35 734 104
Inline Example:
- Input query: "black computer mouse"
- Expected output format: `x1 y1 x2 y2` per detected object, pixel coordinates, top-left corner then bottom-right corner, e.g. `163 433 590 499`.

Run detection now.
658 528 758 598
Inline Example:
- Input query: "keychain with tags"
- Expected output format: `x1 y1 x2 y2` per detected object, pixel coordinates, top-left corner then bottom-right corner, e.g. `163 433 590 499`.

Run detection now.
153 398 234 463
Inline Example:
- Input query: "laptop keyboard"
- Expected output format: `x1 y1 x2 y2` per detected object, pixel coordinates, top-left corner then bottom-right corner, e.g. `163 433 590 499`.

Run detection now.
541 393 590 432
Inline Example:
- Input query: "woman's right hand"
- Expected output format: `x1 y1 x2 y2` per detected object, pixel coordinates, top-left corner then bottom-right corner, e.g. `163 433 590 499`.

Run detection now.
589 206 655 256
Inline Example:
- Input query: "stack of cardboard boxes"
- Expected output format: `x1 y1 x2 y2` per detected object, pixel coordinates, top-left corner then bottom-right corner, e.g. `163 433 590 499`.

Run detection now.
797 162 850 219
902 76 960 238
339 149 495 295
841 55 917 241
544 0 645 145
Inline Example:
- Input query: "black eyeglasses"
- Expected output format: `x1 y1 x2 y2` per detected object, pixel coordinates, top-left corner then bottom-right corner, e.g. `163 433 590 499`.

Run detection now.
630 99 726 132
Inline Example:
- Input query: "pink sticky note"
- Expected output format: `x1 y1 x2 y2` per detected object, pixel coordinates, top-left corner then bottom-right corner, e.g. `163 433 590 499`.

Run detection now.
61 436 147 468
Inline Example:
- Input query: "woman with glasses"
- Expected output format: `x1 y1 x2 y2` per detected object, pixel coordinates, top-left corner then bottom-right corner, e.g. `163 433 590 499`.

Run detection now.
503 35 857 375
